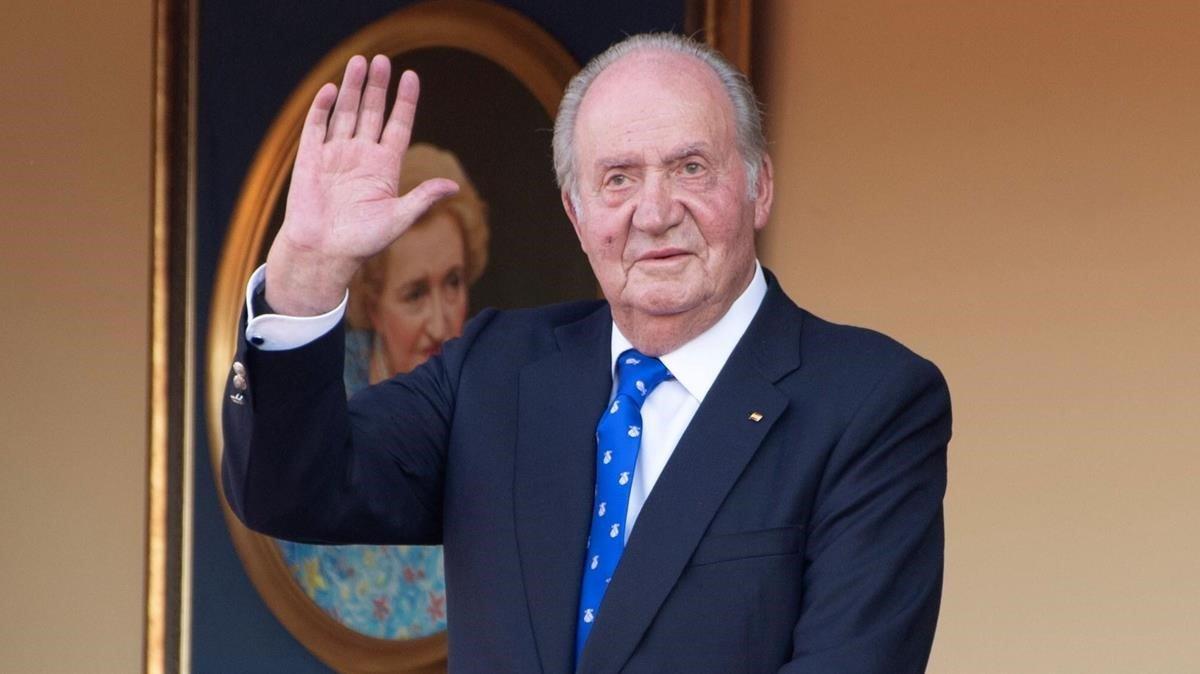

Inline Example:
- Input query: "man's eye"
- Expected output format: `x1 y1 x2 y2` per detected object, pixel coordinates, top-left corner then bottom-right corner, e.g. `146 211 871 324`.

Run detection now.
683 162 704 175
606 174 628 187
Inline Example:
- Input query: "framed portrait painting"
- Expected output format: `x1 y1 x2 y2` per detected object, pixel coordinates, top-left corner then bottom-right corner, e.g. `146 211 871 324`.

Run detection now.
205 4 582 672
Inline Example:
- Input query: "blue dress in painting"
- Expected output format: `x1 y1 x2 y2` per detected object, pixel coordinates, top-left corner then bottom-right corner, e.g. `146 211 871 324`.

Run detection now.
273 329 447 639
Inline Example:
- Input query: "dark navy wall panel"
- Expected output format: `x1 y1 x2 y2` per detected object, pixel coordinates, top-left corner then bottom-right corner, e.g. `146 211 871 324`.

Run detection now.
193 2 686 671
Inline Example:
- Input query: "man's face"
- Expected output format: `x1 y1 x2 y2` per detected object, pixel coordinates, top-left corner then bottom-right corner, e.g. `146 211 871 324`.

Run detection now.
564 50 772 347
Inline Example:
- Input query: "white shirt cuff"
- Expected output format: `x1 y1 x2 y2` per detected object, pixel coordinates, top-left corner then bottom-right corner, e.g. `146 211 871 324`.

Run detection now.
243 264 348 351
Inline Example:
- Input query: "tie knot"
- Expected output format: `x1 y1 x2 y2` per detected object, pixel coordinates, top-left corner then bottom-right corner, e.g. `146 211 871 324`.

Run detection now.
614 349 671 403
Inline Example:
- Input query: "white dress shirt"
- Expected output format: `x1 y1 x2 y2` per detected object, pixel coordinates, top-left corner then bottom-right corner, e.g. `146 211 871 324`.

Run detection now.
240 262 768 542
610 263 766 541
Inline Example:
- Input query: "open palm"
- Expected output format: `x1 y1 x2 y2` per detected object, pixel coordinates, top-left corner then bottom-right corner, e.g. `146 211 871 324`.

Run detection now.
266 55 457 315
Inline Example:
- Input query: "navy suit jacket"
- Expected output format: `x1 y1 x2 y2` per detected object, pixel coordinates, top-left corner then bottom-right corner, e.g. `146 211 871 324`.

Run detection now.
223 272 951 673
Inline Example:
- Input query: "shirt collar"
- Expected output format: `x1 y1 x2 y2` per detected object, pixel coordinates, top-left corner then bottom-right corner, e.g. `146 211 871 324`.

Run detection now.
610 261 767 403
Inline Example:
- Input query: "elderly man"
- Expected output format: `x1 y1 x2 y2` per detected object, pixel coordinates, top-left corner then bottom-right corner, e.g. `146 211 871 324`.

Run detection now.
223 33 951 674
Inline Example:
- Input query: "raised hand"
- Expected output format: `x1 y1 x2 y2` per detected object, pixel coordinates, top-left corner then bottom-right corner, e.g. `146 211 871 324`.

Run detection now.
264 54 459 316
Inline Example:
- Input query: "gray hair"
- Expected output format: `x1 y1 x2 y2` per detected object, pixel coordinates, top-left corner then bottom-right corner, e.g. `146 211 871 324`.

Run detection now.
552 33 767 204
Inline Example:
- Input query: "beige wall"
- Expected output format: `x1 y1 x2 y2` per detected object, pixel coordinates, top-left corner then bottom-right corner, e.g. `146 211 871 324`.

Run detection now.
756 1 1199 672
0 1 151 672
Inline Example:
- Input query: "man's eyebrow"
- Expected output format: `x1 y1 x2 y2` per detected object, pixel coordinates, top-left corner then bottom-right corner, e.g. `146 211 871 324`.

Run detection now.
662 143 712 164
595 154 641 171
593 144 715 174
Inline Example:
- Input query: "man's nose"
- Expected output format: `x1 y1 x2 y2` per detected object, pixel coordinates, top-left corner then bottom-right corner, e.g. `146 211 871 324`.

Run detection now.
630 172 679 234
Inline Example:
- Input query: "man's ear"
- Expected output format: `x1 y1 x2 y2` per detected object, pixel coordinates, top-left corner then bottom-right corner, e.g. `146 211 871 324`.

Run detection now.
753 154 774 231
562 188 586 249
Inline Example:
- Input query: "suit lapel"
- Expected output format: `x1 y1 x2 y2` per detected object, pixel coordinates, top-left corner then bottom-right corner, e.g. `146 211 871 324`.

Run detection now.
578 278 804 674
515 304 613 674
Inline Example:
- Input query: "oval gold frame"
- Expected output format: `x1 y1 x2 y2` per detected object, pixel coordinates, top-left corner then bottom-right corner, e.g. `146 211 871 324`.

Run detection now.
205 2 577 671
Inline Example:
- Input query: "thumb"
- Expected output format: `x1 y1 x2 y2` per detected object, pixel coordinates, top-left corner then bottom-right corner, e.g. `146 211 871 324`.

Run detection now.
393 178 460 230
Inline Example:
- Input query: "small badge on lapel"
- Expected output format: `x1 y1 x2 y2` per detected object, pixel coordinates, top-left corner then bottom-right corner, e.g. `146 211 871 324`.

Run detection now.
748 411 764 423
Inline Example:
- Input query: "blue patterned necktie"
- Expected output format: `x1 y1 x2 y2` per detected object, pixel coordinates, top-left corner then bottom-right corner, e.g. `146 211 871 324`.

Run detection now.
575 348 672 665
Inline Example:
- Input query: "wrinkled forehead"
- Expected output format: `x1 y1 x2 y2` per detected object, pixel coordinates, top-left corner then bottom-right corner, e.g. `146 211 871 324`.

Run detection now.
573 50 738 164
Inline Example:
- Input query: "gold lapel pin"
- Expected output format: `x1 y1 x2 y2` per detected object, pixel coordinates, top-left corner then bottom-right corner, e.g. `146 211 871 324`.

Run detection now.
748 411 764 422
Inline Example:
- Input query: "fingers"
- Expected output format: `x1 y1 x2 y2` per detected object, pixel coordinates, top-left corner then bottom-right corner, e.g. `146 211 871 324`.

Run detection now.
356 55 391 141
382 70 420 155
297 82 338 163
392 178 460 234
309 56 416 148
328 55 368 139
